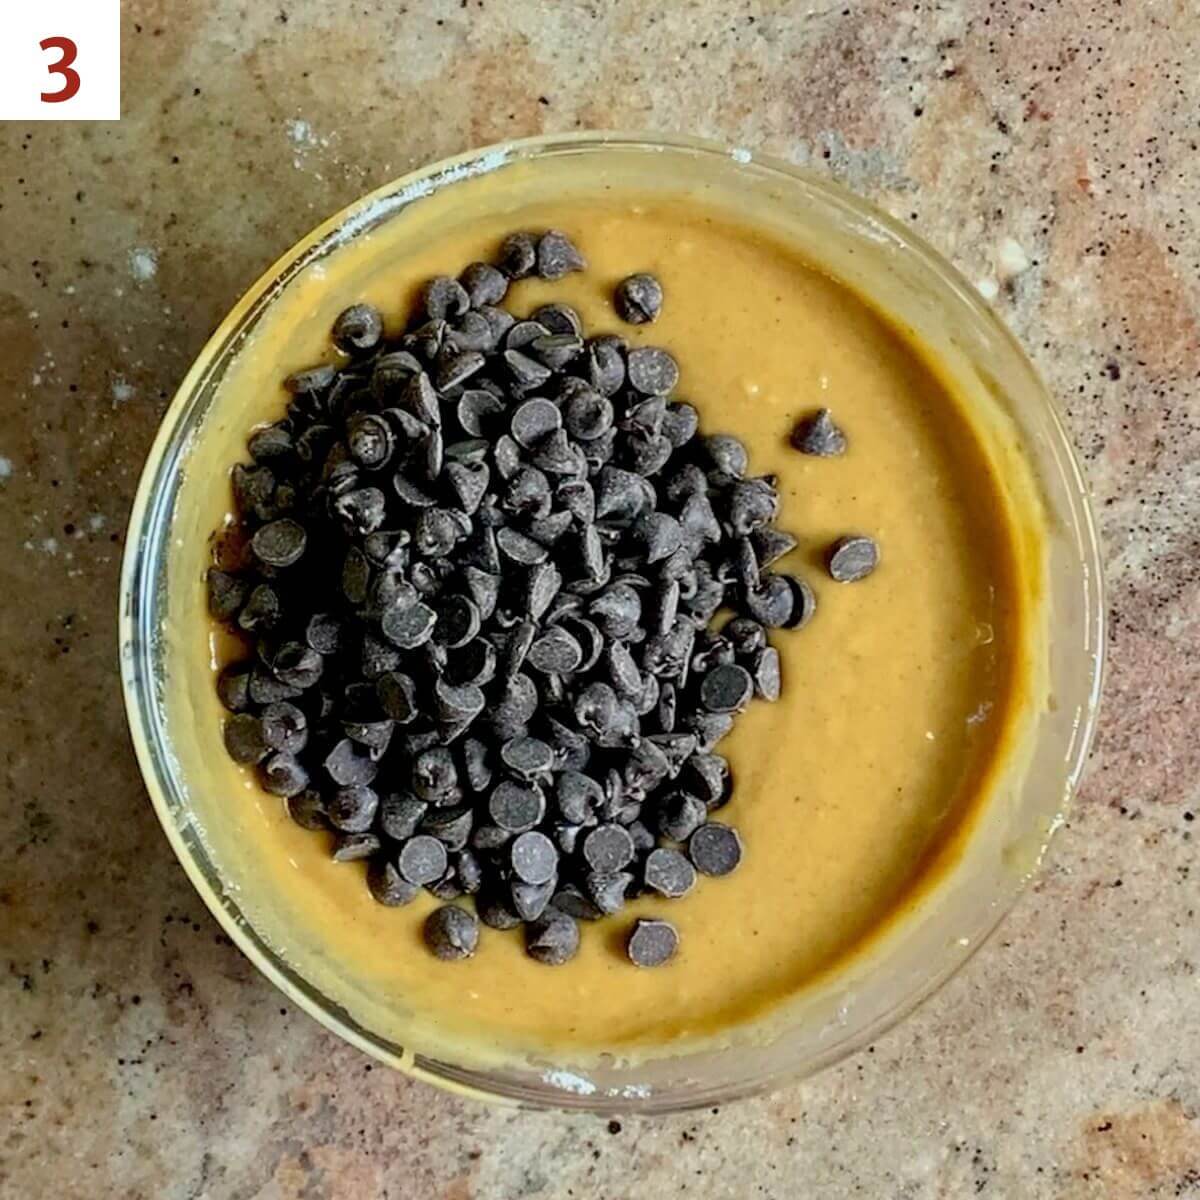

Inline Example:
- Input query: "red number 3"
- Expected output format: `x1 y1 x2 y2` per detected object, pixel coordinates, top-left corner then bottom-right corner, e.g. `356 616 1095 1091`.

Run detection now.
40 36 80 103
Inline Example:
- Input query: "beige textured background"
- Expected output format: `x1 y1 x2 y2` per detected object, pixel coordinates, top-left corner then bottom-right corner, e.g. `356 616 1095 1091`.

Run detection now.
2 2 1199 1196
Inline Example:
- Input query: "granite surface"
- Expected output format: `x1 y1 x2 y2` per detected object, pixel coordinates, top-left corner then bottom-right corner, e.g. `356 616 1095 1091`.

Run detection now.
2 1 1198 1196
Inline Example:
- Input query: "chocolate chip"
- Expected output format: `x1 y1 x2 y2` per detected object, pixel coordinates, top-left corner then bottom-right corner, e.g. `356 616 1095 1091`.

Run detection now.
459 261 508 307
207 569 246 620
436 349 487 391
489 780 546 833
261 702 308 754
504 349 553 390
536 230 586 279
498 232 537 279
626 347 679 396
332 303 384 354
501 736 555 780
700 663 754 713
367 860 419 906
655 791 707 841
743 574 796 628
705 434 747 477
260 752 309 798
328 785 379 832
285 363 337 394
510 830 559 884
644 848 696 898
237 583 280 633
752 646 781 700
380 599 437 649
399 834 449 885
511 398 562 448
525 911 580 965
422 805 474 851
286 789 327 831
529 303 580 337
614 273 663 324
224 713 267 764
582 823 635 873
331 832 381 861
434 594 481 648
791 407 847 456
827 535 879 582
425 276 470 321
627 918 679 967
323 738 377 787
688 822 743 876
585 870 632 915
555 770 602 824
379 794 427 840
477 890 522 929
511 878 556 922
424 904 478 960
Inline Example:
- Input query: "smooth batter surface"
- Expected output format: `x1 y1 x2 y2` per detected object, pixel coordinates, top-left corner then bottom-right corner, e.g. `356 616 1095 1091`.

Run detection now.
170 176 1036 1065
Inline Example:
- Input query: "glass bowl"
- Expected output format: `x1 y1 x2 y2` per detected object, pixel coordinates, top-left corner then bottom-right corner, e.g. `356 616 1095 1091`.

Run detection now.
119 133 1105 1113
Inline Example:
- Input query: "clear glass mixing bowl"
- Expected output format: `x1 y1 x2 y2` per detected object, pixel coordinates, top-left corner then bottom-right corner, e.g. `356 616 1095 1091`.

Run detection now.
119 133 1104 1112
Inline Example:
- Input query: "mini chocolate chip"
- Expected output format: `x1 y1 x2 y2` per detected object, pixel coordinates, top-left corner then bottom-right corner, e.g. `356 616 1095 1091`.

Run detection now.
655 791 707 842
422 805 474 851
504 348 553 390
380 600 437 649
424 904 478 960
626 347 679 395
425 275 470 321
536 230 586 279
436 349 487 391
379 794 427 840
627 918 679 967
511 878 556 922
324 737 378 786
328 785 379 833
501 736 555 779
459 261 509 307
285 363 337 394
237 583 280 633
644 847 696 898
489 780 546 833
510 830 559 885
224 713 267 764
498 232 537 279
399 834 449 885
261 752 309 798
582 823 636 873
705 434 748 477
752 646 782 700
286 789 327 831
743 574 796 628
525 911 580 965
207 569 247 620
688 822 743 876
791 407 847 456
367 860 419 906
332 303 384 354
827 535 879 582
261 702 307 754
700 663 754 713
511 398 562 448
532 302 583 336
614 273 663 324
331 832 381 861
585 870 633 915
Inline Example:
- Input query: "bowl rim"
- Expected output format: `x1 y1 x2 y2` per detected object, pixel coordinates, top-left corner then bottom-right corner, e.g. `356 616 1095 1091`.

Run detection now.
119 129 1106 1112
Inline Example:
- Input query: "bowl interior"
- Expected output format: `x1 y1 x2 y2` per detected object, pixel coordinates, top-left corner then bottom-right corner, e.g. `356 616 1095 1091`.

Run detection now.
120 134 1104 1112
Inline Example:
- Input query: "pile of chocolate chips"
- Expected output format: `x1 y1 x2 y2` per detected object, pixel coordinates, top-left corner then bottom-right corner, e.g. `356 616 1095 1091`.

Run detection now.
209 229 874 968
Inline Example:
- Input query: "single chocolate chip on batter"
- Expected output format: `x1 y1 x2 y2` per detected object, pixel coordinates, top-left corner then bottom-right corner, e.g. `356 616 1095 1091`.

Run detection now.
827 535 880 582
614 273 663 324
627 917 679 967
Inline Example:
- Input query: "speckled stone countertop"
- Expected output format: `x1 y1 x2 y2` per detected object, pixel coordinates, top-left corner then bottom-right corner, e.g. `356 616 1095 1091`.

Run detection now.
2 2 1198 1196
